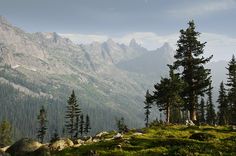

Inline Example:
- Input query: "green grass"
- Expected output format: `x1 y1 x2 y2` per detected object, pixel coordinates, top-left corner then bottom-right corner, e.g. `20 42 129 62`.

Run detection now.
53 125 236 156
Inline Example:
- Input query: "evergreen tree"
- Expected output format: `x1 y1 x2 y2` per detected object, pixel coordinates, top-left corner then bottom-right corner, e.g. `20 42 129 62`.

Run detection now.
50 129 60 143
37 106 47 143
84 114 91 135
116 117 128 133
198 98 206 123
206 82 216 125
153 66 184 124
79 114 84 136
217 81 229 125
74 115 79 139
144 90 152 127
173 21 212 122
226 55 236 124
65 90 81 139
0 120 12 147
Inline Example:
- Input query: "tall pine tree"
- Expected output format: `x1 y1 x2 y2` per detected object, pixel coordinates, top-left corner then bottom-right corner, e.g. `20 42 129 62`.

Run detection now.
217 81 229 125
153 66 184 124
37 106 47 143
206 81 216 125
173 21 212 122
84 114 91 135
65 90 81 139
79 114 84 136
226 55 236 124
198 98 206 123
144 90 152 127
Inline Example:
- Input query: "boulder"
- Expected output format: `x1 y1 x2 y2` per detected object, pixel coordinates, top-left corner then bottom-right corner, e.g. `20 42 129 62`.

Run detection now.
75 139 84 145
189 133 215 141
85 136 93 144
0 146 10 152
6 138 42 156
185 120 195 126
113 133 123 140
95 131 109 138
50 138 73 151
30 146 51 156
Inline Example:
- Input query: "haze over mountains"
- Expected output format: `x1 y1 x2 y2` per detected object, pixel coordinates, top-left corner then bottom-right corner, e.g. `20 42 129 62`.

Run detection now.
0 16 229 139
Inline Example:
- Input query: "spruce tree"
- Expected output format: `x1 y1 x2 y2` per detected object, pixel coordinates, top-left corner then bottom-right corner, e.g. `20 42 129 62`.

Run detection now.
217 81 229 125
79 114 84 136
84 114 91 135
65 90 81 139
206 82 216 125
74 115 79 139
144 90 152 127
198 98 206 123
153 66 184 124
226 55 236 124
0 120 12 147
173 21 212 122
37 106 47 143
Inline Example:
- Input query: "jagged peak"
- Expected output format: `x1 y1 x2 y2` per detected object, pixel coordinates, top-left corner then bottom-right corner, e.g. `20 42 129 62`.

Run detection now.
0 16 9 24
159 42 172 51
129 38 138 46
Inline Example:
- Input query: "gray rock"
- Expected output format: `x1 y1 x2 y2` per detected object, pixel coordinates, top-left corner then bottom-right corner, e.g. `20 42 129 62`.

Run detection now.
113 133 123 140
95 131 109 138
49 138 73 151
6 138 42 156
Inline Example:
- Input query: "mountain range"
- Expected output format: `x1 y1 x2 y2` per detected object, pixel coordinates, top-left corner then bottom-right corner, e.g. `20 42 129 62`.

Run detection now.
0 16 229 140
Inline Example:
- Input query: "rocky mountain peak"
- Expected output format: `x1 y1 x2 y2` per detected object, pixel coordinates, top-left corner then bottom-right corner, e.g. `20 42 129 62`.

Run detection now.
106 38 117 47
0 16 10 25
129 39 138 47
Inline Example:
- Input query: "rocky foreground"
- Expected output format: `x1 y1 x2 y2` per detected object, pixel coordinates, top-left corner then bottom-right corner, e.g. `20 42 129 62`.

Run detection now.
1 125 236 156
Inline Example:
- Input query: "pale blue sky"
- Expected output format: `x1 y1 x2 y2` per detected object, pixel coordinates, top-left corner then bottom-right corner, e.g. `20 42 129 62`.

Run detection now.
0 0 235 60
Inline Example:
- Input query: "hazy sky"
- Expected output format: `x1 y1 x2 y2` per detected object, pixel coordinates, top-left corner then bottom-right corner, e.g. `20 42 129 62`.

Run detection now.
0 0 235 60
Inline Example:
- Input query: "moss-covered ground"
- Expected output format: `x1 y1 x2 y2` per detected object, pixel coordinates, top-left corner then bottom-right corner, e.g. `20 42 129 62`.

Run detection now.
54 125 236 156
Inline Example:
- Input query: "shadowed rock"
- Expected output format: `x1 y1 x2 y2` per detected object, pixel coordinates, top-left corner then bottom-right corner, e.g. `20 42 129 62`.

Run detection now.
6 138 42 156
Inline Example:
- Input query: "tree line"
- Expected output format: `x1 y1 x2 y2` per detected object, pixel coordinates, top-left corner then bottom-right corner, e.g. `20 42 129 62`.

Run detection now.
144 21 236 127
37 90 91 143
0 90 92 146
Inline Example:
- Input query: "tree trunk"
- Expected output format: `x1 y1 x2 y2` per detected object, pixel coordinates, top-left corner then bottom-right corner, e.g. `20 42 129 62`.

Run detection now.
190 108 197 122
166 106 170 124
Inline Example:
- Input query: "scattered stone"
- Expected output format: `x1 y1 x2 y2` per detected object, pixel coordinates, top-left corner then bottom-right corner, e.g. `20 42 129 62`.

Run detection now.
75 139 84 145
189 133 215 141
132 132 143 136
113 133 123 140
85 136 93 143
92 138 100 143
50 138 73 151
0 146 10 152
6 138 42 156
116 144 122 149
185 120 195 126
95 131 109 138
73 144 82 148
229 125 236 131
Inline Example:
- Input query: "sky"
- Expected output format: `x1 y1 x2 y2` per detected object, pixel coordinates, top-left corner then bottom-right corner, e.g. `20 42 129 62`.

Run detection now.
0 0 236 61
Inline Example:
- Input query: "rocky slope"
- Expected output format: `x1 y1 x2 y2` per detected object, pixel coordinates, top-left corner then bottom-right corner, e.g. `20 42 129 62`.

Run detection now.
0 16 174 138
